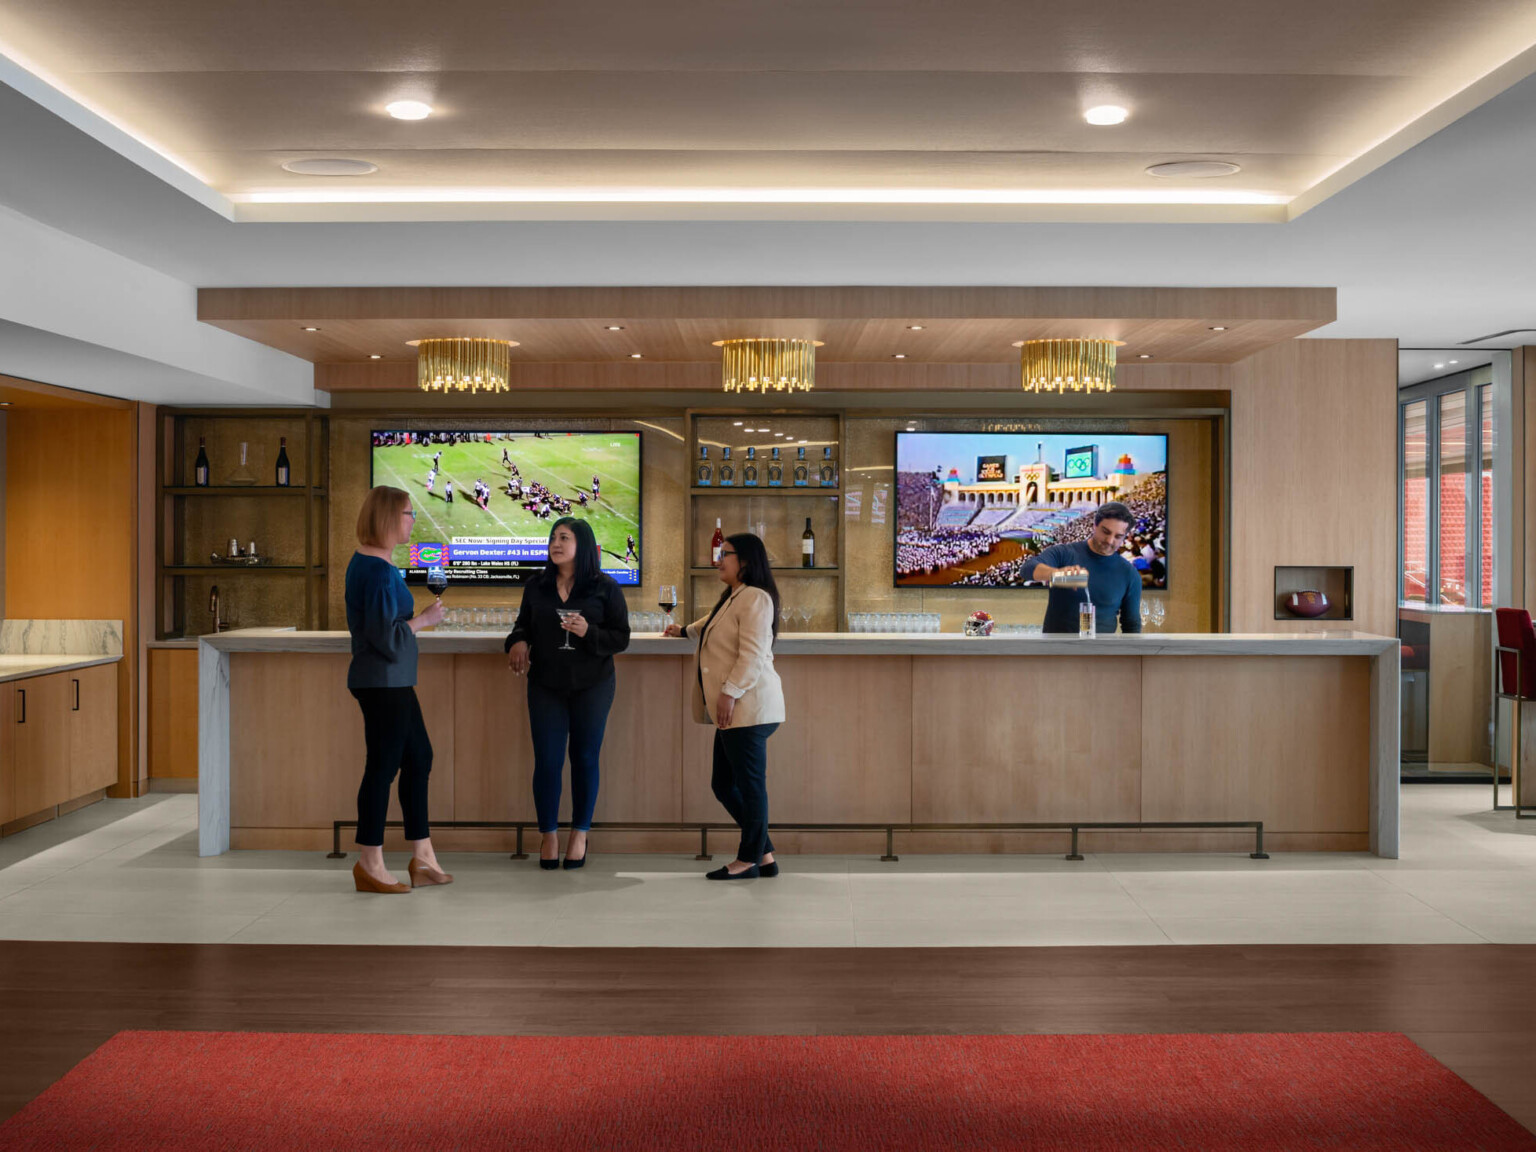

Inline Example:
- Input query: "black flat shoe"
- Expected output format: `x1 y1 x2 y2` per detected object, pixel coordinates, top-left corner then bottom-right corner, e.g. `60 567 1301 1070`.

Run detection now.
758 861 779 878
539 857 560 870
706 863 760 880
562 854 586 870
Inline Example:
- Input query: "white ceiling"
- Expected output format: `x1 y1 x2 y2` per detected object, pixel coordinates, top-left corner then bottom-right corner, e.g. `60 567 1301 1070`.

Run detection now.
4 0 1536 219
1 13 1536 403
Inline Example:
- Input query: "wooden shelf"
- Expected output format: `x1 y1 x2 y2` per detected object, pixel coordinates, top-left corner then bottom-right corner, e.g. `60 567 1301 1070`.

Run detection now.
164 486 327 497
689 566 839 577
163 565 325 576
691 487 841 497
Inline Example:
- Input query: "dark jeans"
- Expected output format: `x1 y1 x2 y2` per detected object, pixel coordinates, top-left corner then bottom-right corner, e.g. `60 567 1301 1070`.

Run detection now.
527 675 617 833
351 686 433 847
711 722 780 864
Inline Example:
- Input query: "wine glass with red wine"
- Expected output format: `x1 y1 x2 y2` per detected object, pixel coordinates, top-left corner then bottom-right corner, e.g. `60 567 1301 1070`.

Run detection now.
426 566 448 599
657 585 677 633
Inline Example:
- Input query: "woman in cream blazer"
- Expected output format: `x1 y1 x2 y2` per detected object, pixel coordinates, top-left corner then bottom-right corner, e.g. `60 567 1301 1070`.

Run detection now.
665 532 784 879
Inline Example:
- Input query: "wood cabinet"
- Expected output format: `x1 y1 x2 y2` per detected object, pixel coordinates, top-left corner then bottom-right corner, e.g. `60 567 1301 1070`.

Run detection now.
12 672 72 818
69 664 119 796
1 664 120 829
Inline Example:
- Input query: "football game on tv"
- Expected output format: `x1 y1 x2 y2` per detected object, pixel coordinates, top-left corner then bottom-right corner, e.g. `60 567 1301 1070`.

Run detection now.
370 430 642 585
894 432 1168 588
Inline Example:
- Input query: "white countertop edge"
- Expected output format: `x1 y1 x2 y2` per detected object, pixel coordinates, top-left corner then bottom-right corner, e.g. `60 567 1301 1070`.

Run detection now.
0 654 123 683
199 629 1398 657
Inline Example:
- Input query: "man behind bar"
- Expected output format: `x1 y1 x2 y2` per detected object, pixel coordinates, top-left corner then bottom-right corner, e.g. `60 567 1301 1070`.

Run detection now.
1021 501 1143 634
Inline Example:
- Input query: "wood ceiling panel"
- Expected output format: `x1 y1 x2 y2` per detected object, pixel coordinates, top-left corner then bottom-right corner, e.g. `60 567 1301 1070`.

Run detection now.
199 286 1333 370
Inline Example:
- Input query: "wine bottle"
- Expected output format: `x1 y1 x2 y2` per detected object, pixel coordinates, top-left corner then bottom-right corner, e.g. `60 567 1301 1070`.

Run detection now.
194 438 210 487
275 437 291 486
743 446 758 487
711 518 725 565
793 446 809 487
819 446 837 488
801 516 816 568
719 446 735 486
696 446 712 486
767 447 783 487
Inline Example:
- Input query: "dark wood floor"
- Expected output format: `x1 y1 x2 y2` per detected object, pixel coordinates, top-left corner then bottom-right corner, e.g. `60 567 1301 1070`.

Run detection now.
2 942 1534 1134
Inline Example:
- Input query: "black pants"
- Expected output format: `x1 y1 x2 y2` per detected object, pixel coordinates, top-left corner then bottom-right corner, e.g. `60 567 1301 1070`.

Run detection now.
711 722 779 864
526 675 617 834
351 686 433 847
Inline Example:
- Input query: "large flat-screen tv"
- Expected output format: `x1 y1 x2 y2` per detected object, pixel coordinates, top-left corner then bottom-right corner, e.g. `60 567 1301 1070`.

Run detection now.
370 430 642 585
894 431 1168 588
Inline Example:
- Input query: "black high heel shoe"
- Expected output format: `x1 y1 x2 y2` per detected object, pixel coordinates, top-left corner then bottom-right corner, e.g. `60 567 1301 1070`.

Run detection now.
562 853 586 870
539 857 560 871
706 863 760 880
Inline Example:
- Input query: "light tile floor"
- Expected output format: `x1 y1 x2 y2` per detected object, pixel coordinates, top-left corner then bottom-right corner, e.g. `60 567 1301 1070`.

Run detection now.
0 787 1532 947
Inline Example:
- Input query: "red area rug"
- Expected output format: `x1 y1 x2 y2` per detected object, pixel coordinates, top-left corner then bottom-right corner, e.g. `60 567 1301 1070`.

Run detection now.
3 1030 1531 1150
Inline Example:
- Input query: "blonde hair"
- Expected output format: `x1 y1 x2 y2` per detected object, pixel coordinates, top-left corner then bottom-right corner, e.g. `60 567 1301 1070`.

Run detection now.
356 486 410 548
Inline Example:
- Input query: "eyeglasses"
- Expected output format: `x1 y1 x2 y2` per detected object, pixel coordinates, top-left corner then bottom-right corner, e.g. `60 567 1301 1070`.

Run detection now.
403 509 416 518
718 549 737 557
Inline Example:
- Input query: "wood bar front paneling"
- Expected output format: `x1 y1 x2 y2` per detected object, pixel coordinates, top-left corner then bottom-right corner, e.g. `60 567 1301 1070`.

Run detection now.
223 642 1385 854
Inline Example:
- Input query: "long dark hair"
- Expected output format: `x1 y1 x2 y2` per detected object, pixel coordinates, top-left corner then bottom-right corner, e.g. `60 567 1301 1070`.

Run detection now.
537 516 603 592
707 532 781 638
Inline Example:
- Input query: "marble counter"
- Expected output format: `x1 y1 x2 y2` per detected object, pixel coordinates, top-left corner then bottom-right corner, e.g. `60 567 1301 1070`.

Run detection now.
0 654 122 684
0 619 123 657
202 628 1398 658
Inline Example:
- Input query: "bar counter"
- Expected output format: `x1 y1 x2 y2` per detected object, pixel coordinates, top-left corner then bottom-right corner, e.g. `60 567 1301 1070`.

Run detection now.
199 630 1400 858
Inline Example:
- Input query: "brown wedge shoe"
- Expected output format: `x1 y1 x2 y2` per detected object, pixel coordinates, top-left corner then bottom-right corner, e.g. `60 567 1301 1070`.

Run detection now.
408 858 454 888
353 862 410 894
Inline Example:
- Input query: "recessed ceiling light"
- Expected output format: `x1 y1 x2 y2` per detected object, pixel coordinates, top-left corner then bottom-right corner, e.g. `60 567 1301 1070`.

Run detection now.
1434 363 1445 369
1084 105 1129 126
301 326 320 332
629 353 643 359
1449 360 1459 364
281 158 378 176
1209 326 1228 331
907 325 925 330
798 439 808 444
1145 160 1242 179
774 432 785 437
385 100 432 121
733 421 743 426
1138 354 1153 359
893 354 907 359
369 354 382 359
605 325 625 331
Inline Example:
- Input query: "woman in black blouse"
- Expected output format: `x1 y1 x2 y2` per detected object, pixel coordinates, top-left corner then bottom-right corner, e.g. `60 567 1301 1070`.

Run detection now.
505 517 630 869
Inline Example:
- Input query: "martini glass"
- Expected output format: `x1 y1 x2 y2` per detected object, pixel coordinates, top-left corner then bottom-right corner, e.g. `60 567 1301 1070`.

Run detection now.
556 608 582 650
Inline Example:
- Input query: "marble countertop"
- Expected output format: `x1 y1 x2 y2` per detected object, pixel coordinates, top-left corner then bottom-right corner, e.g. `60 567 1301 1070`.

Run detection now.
199 628 1398 657
0 654 122 683
147 639 202 649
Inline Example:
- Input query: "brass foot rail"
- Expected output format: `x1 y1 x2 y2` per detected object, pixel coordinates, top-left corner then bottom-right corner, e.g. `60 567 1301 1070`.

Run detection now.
326 819 1268 862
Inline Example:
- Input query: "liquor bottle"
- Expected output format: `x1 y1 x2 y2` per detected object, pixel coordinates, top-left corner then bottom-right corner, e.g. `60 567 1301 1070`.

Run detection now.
719 446 736 486
193 438 210 486
819 446 837 488
793 446 810 487
801 517 816 568
711 518 725 565
743 446 758 487
767 447 784 487
696 446 712 487
275 437 291 487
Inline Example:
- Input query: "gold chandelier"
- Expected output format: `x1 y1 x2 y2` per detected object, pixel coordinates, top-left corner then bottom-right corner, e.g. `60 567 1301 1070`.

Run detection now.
410 338 519 394
1015 339 1124 394
713 338 823 395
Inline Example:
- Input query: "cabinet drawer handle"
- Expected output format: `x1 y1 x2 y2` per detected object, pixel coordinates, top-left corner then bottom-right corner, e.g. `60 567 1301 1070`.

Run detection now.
16 689 24 724
73 679 80 711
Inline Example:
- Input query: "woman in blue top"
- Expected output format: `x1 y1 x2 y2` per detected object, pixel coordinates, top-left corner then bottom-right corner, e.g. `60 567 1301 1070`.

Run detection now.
345 486 447 894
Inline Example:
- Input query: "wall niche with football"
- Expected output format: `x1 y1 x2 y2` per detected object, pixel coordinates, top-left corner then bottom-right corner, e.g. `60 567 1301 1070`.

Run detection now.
1273 566 1354 622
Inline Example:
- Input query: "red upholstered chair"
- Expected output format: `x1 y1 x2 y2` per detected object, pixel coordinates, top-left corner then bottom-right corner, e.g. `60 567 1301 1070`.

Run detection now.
1493 608 1536 816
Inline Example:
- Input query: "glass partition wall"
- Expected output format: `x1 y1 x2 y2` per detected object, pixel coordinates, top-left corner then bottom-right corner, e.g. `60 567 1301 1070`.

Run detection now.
1399 369 1495 608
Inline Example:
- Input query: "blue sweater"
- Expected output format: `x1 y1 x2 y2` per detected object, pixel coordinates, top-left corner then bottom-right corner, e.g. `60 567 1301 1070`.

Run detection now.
1021 541 1143 634
345 553 419 688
